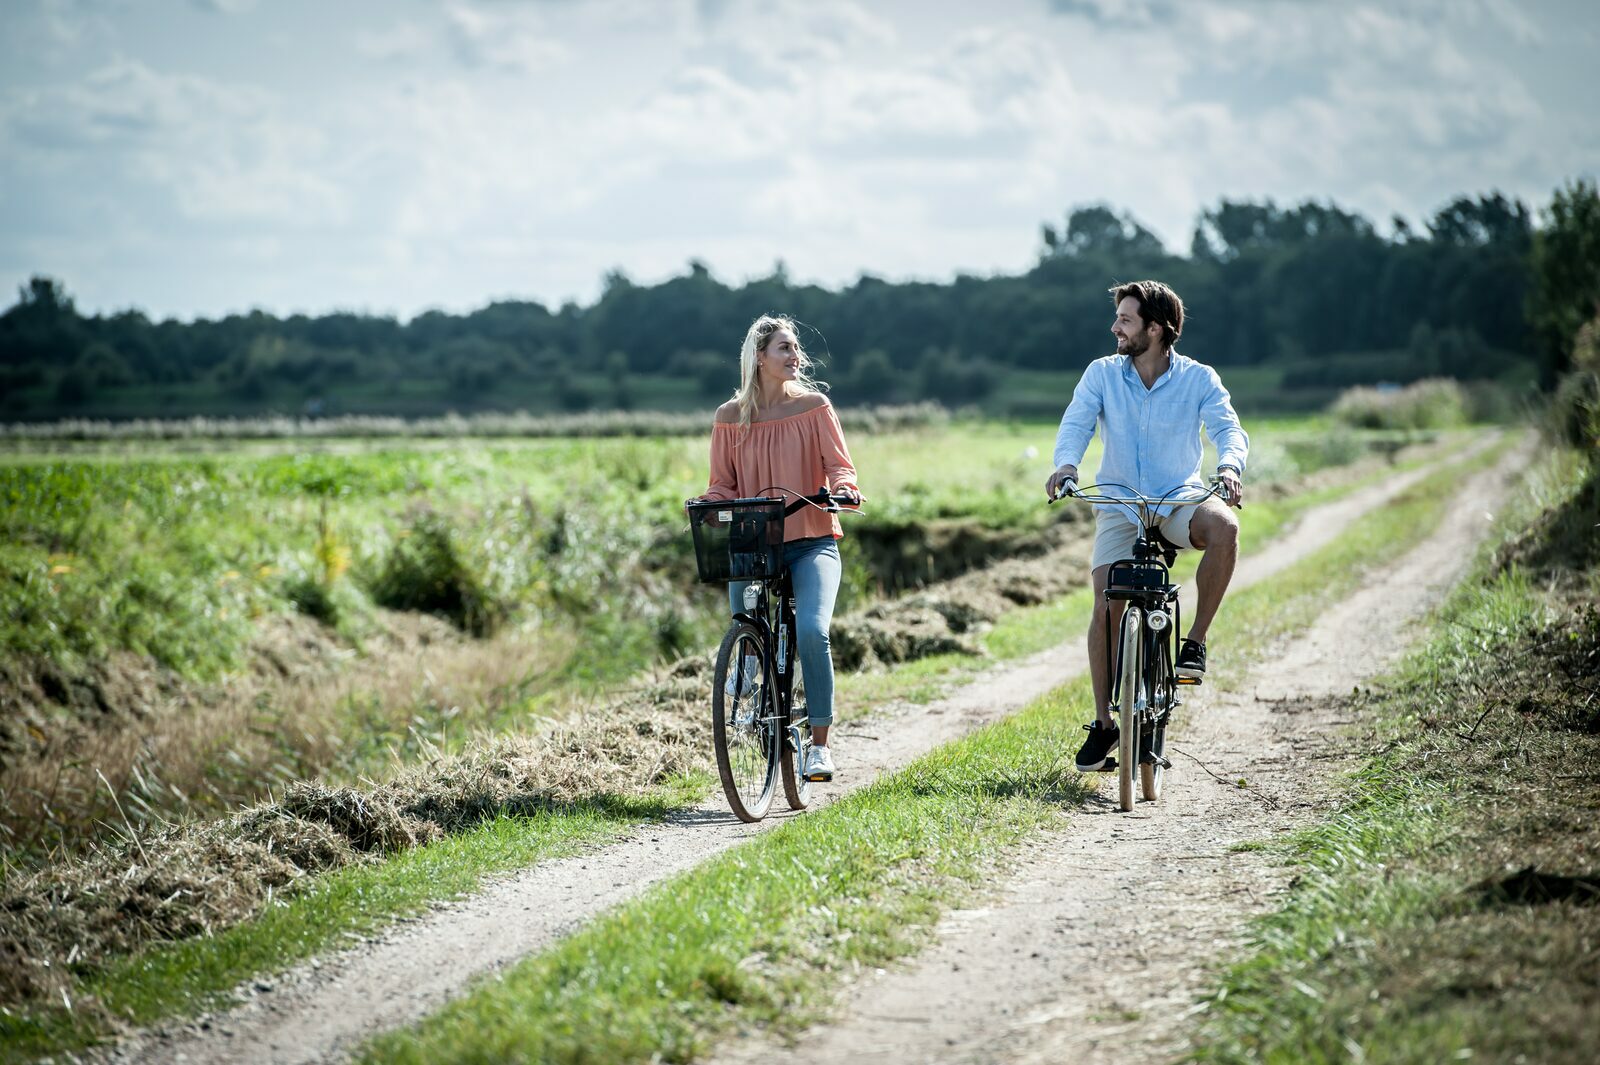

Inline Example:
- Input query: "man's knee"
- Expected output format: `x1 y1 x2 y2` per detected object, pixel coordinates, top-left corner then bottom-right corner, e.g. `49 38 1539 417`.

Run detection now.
1190 506 1238 552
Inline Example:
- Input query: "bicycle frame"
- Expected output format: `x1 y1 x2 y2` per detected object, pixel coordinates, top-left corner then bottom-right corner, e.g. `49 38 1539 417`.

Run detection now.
730 568 804 744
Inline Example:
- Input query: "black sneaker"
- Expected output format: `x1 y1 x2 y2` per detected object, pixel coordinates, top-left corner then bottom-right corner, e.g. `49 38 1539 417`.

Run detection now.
1074 721 1119 772
1177 639 1207 681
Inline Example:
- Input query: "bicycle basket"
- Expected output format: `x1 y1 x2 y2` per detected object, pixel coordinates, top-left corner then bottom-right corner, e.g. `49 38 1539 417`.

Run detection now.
687 499 786 583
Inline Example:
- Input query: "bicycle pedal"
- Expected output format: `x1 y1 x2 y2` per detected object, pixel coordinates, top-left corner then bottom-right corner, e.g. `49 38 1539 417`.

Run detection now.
1177 676 1202 686
1096 757 1118 773
804 772 833 782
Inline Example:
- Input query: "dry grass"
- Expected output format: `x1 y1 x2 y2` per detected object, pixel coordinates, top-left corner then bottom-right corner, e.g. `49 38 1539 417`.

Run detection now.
0 402 950 443
834 521 1092 669
0 609 575 859
0 654 714 1012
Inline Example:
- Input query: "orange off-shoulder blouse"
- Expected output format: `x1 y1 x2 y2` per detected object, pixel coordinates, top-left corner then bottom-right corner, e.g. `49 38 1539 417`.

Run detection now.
702 398 862 541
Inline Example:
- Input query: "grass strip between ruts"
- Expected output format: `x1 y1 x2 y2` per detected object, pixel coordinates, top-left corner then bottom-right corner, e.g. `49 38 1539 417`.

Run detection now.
0 437 1475 1061
356 447 1484 1063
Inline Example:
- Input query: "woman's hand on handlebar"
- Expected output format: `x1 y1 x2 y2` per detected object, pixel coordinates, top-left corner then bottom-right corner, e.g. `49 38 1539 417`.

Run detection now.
830 486 862 508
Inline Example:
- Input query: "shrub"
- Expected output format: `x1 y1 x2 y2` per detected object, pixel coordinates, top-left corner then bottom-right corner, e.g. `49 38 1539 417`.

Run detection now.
284 571 339 625
367 511 508 636
1549 316 1600 448
1330 378 1469 430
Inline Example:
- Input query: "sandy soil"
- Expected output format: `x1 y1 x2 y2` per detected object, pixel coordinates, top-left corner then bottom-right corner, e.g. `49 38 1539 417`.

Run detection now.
101 432 1510 1065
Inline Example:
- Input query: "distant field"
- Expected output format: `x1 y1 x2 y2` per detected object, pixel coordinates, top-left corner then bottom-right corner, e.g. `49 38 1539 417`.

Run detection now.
8 361 1522 424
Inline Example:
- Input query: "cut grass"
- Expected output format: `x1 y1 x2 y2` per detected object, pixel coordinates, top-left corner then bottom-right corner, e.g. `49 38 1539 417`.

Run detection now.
1189 444 1598 1065
355 440 1487 1063
0 774 710 1061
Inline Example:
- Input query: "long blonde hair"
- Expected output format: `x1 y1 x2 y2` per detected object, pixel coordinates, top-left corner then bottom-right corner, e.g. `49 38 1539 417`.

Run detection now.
731 314 824 429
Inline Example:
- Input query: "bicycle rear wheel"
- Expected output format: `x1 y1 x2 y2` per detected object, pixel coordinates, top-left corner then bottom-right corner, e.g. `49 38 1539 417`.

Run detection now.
1140 635 1170 802
1115 607 1143 813
712 622 779 822
780 721 812 810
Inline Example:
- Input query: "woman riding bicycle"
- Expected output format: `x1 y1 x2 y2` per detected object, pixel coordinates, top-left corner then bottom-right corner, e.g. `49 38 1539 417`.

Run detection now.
686 314 862 782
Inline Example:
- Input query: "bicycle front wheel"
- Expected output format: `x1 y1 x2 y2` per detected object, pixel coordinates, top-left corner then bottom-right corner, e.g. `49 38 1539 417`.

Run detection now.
1140 633 1170 803
1115 607 1143 813
712 622 780 822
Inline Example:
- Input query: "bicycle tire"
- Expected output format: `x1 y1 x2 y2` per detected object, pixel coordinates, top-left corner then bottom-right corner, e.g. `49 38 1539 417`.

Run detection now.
712 622 779 822
1116 606 1143 812
1140 632 1170 802
780 721 812 810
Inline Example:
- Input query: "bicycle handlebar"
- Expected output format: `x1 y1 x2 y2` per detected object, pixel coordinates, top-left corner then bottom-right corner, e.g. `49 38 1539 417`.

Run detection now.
1053 479 1221 506
1050 478 1228 526
685 486 863 516
782 485 861 515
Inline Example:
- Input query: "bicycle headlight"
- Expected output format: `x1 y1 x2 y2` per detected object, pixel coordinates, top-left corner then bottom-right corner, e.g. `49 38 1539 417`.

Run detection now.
1148 609 1171 632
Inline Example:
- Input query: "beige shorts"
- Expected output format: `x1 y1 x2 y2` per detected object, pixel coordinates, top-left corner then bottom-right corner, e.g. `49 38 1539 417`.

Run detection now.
1090 505 1200 571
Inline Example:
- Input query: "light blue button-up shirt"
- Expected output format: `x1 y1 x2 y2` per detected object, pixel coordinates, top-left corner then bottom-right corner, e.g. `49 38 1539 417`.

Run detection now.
1052 351 1249 526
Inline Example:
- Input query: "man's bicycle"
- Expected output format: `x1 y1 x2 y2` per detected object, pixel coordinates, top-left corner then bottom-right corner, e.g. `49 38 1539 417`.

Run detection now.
686 488 857 822
1053 479 1224 812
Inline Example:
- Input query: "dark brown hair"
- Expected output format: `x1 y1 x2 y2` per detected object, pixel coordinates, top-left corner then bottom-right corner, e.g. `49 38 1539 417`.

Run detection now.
1109 280 1184 350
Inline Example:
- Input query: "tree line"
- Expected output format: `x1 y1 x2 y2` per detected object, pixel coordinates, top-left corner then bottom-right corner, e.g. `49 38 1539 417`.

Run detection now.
3 183 1595 421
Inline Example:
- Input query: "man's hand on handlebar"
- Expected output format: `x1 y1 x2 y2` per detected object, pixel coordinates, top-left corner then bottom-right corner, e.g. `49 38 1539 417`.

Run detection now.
1045 464 1079 502
1214 467 1243 508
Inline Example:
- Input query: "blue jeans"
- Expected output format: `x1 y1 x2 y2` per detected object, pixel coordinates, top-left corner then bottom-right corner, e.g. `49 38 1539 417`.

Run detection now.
727 536 841 728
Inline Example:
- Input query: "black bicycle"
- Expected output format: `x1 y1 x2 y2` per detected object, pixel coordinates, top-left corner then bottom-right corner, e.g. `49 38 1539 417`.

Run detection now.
1053 479 1223 812
686 487 858 822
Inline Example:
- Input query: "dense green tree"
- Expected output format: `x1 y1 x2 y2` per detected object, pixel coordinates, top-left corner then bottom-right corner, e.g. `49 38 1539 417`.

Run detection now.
0 184 1580 418
1529 178 1600 383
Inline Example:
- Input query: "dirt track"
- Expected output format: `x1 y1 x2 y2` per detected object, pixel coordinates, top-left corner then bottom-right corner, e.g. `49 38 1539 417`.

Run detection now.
104 432 1512 1065
713 433 1531 1065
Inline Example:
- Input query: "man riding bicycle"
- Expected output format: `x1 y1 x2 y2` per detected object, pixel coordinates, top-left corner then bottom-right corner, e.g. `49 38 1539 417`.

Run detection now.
1044 280 1249 773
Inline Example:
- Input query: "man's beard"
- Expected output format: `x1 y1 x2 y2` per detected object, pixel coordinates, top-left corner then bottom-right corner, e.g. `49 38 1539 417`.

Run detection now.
1119 333 1152 357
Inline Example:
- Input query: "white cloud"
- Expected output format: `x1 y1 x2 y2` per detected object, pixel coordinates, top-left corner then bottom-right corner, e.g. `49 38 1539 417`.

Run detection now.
353 21 433 63
443 1 570 73
2 0 1593 319
3 59 344 224
191 0 257 13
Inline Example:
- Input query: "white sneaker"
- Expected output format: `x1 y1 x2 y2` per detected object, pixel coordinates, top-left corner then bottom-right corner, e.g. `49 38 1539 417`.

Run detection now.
724 656 759 697
804 745 835 782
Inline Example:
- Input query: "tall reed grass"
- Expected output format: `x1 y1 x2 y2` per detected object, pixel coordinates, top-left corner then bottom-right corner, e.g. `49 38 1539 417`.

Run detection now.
0 402 950 442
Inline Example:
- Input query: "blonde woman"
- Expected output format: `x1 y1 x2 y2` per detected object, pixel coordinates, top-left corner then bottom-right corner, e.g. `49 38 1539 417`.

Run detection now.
688 314 862 781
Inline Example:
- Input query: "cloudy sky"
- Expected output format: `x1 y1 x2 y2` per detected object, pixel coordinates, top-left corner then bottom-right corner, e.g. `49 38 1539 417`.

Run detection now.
2 0 1596 321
